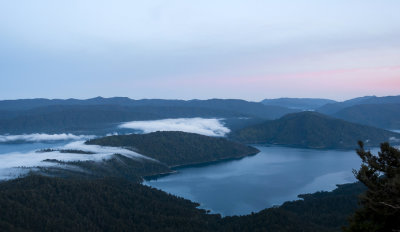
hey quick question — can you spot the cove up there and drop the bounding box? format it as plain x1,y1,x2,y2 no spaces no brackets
145,145,366,216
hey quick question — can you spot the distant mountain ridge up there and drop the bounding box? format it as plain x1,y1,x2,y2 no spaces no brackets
1,95,399,135
261,98,336,110
317,95,400,115
332,103,400,130
0,97,294,115
231,111,400,149
0,98,298,134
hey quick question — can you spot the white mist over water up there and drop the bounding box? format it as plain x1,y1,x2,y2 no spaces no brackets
0,133,95,142
0,117,231,180
0,140,150,180
119,118,230,136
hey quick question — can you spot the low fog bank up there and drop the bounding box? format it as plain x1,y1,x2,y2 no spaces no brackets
0,141,151,180
0,133,95,143
0,118,233,180
119,118,230,136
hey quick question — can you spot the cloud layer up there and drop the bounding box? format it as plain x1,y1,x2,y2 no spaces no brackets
0,133,95,142
0,140,151,180
119,118,230,136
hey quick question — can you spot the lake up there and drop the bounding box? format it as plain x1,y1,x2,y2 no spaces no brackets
145,145,366,216
0,141,370,216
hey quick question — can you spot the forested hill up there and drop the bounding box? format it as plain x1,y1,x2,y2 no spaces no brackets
231,111,400,149
86,131,259,167
0,175,365,232
0,175,220,232
332,103,400,130
317,95,400,115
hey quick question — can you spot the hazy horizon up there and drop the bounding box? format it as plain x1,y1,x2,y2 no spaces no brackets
0,94,399,102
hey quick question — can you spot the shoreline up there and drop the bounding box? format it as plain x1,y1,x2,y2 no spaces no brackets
143,151,260,181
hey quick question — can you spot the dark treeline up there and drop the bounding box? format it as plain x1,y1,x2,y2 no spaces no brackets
39,154,171,183
221,182,366,232
0,175,221,232
37,149,95,154
0,175,365,232
86,131,259,167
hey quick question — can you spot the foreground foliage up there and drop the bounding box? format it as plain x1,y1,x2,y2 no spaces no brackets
345,142,400,232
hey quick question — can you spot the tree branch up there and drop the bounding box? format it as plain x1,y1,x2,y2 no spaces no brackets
379,202,400,209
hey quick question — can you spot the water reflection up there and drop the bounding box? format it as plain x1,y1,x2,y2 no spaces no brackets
146,145,365,216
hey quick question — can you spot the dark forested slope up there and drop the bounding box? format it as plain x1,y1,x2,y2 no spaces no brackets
332,103,400,130
317,95,400,115
221,182,366,232
231,111,400,149
38,154,171,183
86,131,259,167
0,175,221,232
0,175,365,232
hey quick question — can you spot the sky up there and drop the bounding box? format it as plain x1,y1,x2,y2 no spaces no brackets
0,0,399,101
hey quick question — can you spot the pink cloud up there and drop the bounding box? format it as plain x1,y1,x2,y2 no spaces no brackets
116,64,400,101
163,65,400,100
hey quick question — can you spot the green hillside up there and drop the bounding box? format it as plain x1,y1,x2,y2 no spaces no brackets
317,95,400,115
39,154,171,182
86,131,259,167
231,111,400,149
333,103,400,130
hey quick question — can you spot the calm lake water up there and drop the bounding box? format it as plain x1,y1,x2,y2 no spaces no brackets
0,141,371,216
145,145,367,216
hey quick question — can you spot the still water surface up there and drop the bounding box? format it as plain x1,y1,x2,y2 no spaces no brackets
0,142,369,216
146,145,366,216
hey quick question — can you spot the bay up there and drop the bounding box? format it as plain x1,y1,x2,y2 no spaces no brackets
145,145,366,216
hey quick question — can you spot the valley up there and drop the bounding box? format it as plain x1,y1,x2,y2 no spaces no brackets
0,95,399,231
